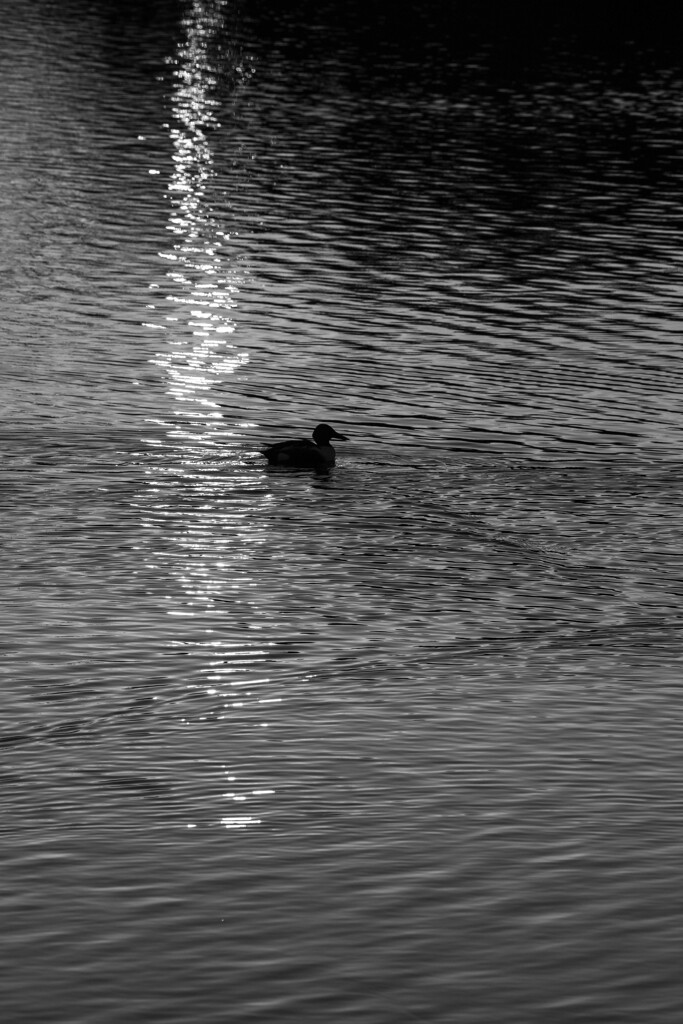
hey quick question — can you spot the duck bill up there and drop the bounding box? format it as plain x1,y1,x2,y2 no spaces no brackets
331,431,348,441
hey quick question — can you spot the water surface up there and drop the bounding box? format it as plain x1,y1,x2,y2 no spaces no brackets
2,2,683,1021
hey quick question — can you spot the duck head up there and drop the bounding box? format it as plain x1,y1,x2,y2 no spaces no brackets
312,423,348,445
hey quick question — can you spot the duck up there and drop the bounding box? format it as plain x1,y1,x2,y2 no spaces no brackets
260,423,348,471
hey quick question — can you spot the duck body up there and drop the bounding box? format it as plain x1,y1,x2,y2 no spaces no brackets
261,423,348,471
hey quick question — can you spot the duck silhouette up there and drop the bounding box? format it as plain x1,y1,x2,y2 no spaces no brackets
260,423,348,471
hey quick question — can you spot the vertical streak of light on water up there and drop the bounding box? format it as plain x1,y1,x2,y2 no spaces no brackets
147,0,249,435
135,0,276,829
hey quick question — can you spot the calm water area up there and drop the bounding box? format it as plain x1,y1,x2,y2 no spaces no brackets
2,1,683,1020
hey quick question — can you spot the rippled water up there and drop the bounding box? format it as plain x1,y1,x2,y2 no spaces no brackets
3,2,683,1021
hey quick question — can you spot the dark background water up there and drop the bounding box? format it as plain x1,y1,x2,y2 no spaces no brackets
2,2,683,1021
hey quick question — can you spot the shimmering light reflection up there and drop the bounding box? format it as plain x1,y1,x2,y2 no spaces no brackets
134,467,280,833
218,767,276,829
135,3,276,829
147,0,249,433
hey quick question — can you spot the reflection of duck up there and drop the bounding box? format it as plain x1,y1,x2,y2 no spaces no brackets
261,423,348,471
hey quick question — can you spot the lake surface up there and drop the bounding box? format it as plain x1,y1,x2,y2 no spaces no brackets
2,2,683,1021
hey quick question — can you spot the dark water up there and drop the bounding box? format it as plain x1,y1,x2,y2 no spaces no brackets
2,2,683,1021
